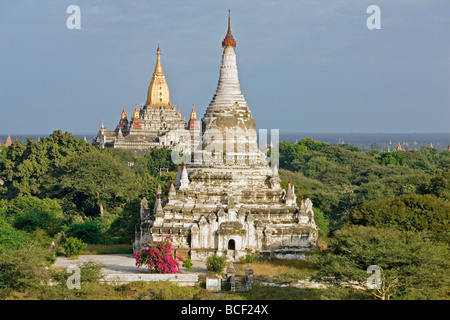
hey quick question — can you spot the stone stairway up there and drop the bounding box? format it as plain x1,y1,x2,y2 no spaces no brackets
234,276,248,292
226,262,254,292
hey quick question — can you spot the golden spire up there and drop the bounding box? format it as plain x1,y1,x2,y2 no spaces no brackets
190,104,197,120
146,42,171,107
154,41,163,74
133,104,139,119
121,105,127,120
222,10,236,48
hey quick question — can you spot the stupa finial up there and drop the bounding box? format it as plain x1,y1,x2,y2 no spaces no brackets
222,10,236,48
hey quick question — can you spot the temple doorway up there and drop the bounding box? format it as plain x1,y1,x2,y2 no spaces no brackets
228,239,236,250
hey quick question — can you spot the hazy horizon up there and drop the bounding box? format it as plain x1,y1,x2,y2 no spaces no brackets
2,131,449,152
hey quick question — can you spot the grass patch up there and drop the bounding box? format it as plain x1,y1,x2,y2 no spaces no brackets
82,244,133,255
17,278,204,300
239,259,317,280
226,283,373,300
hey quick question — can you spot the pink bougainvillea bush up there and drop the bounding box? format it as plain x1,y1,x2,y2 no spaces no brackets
135,236,183,274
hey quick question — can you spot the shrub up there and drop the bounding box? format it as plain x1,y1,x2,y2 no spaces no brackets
79,260,104,283
244,253,259,263
63,237,87,257
135,236,183,274
182,256,193,271
206,254,227,274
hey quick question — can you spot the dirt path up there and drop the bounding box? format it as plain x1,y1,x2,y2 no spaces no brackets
53,254,208,275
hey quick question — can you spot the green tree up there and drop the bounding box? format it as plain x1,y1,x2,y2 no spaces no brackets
0,217,29,254
403,150,429,167
302,155,334,179
319,145,377,180
353,165,418,185
277,141,309,171
48,152,140,216
350,194,450,244
378,152,407,166
13,209,62,236
297,138,327,151
352,173,431,207
107,199,141,244
7,195,63,218
66,220,103,244
145,147,178,176
317,165,352,186
420,146,440,164
0,131,94,199
437,157,450,172
312,207,330,239
426,172,450,201
279,169,340,218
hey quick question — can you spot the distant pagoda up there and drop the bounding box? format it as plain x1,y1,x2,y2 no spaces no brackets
93,43,198,154
1,134,12,148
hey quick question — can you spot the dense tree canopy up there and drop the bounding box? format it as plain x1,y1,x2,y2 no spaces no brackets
0,131,94,198
0,131,174,247
350,194,450,244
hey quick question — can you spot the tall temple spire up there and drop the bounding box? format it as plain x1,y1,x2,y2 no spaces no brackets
205,11,246,113
146,43,171,107
196,11,262,168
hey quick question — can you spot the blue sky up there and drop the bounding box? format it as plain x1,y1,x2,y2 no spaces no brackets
0,0,449,135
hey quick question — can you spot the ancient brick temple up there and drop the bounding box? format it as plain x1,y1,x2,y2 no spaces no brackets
134,13,318,261
93,44,198,155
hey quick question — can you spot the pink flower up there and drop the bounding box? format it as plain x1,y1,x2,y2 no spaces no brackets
135,235,182,274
